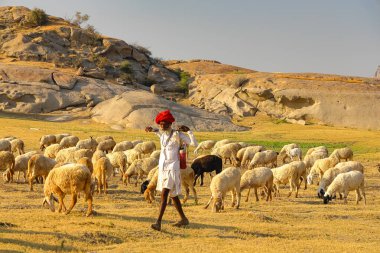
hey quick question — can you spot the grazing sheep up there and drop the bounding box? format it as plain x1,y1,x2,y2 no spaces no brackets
28,154,57,191
191,155,223,186
150,150,161,160
287,147,302,161
112,141,134,152
306,146,328,156
303,151,329,173
77,157,93,174
124,149,140,167
330,147,353,162
93,157,113,194
44,144,62,159
131,140,143,147
323,171,365,205
204,167,241,212
317,161,364,198
106,151,127,178
95,135,114,144
238,142,251,148
123,157,158,186
4,151,37,183
271,162,302,198
212,139,234,150
43,164,93,216
55,147,79,163
60,136,80,149
240,167,273,202
180,167,198,204
143,168,159,203
236,147,248,162
0,151,15,181
92,150,106,166
211,143,241,165
292,161,307,190
240,146,266,167
249,150,278,169
73,149,93,163
279,143,300,164
55,133,71,143
10,139,25,155
307,156,339,185
97,139,116,154
133,141,156,157
39,135,56,151
76,137,98,152
194,140,216,155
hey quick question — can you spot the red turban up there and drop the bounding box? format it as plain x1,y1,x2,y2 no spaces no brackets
155,110,175,124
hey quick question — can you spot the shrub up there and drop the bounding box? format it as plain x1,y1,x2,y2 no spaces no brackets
132,43,152,56
96,56,109,69
69,11,90,27
119,61,132,74
176,70,191,94
26,8,48,26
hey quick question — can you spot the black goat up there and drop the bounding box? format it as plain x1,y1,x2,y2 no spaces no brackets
191,155,222,186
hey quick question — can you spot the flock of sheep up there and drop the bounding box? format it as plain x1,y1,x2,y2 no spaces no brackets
0,134,366,217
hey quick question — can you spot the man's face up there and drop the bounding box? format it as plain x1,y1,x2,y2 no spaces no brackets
159,121,172,131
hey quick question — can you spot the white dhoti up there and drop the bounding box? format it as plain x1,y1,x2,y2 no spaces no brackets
157,160,181,197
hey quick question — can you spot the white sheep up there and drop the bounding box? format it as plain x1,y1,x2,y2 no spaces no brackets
306,146,328,156
150,150,161,160
93,157,113,194
211,143,241,165
240,167,273,202
323,170,365,205
39,135,56,151
60,136,80,149
303,151,328,173
76,137,98,152
92,150,106,166
97,139,116,154
106,151,127,179
307,156,339,185
271,162,302,198
279,143,299,164
124,149,140,167
204,166,241,212
96,135,114,144
112,141,133,152
43,163,93,216
193,140,216,155
55,133,71,143
240,145,266,167
212,139,234,150
133,141,156,157
55,147,79,163
236,147,248,162
287,147,302,161
10,139,25,155
28,154,57,191
3,151,38,183
44,144,63,159
249,150,278,169
123,157,158,185
317,161,364,198
0,151,15,181
131,140,143,147
143,168,159,203
330,147,353,162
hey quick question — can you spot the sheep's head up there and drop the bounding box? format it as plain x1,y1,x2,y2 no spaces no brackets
323,194,332,204
213,195,223,213
42,193,57,212
317,188,325,198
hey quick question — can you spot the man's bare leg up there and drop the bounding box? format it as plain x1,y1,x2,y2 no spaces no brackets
151,188,170,231
172,196,189,227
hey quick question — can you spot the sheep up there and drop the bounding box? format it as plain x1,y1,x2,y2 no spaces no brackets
93,157,113,194
60,136,80,149
287,147,302,161
123,157,158,186
306,146,328,156
0,151,15,181
3,151,37,183
97,139,116,154
96,135,114,144
238,142,252,148
28,154,57,191
39,135,56,151
43,163,93,216
124,149,140,166
55,147,79,163
55,133,71,143
143,168,159,203
191,155,223,186
77,157,93,174
44,144,63,159
239,145,266,167
76,137,98,152
133,141,156,157
303,151,328,173
211,143,241,165
180,167,199,204
317,161,364,198
249,150,278,169
204,167,241,212
240,167,273,202
323,171,365,205
330,147,353,162
307,156,339,185
279,143,300,164
92,150,106,166
271,162,303,198
212,139,234,150
73,149,93,163
292,161,307,190
106,151,127,178
194,140,216,155
150,150,161,160
2,136,17,141
112,141,134,152
10,139,25,155
236,147,248,162
131,140,143,147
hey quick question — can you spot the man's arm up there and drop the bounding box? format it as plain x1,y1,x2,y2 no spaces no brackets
145,126,161,137
178,128,198,147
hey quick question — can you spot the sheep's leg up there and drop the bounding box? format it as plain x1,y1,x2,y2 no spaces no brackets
200,173,204,186
85,192,93,217
204,196,213,209
29,175,35,191
190,185,198,205
193,174,200,186
57,192,65,213
16,172,20,183
343,190,348,204
97,178,101,194
245,188,251,202
65,194,78,215
267,185,272,201
355,189,360,204
236,189,241,209
182,186,189,204
361,186,366,205
231,189,236,207
254,187,259,202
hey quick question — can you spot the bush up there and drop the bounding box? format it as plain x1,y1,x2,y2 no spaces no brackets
119,61,132,74
132,43,152,56
176,70,191,94
71,11,89,27
26,8,48,26
96,56,109,69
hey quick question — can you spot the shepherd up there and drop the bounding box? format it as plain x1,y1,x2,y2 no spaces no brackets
145,110,198,231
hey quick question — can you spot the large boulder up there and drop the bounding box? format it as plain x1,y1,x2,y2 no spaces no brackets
91,90,247,131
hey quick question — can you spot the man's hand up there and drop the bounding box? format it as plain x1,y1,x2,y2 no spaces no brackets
177,125,190,132
145,126,156,132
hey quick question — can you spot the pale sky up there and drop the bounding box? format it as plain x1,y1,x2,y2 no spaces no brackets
3,0,380,77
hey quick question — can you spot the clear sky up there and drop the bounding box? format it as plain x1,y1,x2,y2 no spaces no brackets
3,0,380,77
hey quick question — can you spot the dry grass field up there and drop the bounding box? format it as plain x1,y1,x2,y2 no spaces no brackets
0,112,379,252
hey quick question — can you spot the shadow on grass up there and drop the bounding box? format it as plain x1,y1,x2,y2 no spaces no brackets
0,237,77,252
